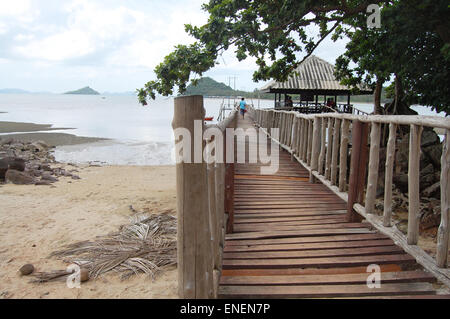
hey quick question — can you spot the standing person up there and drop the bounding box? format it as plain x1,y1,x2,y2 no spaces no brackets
239,97,247,119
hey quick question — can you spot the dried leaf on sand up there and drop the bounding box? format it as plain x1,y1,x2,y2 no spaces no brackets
33,212,177,283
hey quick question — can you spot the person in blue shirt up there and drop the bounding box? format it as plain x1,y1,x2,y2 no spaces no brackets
239,97,247,118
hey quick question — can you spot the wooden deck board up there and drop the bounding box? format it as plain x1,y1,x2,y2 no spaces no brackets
219,283,436,298
220,271,436,286
218,116,445,299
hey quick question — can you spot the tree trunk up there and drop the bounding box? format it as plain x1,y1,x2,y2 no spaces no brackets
393,74,403,114
374,78,383,115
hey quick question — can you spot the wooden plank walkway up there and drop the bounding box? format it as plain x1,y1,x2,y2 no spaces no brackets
218,115,450,299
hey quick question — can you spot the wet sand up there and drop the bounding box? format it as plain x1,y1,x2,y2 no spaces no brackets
0,121,107,146
0,121,73,133
0,132,107,147
0,165,178,299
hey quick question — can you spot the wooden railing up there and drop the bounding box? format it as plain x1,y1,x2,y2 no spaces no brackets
172,95,237,298
249,106,450,285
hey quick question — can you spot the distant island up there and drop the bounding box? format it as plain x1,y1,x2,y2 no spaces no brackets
183,77,242,96
182,77,390,103
64,86,100,95
182,77,270,99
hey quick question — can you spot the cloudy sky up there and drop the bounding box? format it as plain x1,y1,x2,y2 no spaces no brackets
0,0,349,93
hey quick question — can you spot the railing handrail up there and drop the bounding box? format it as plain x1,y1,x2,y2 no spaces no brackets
263,109,450,129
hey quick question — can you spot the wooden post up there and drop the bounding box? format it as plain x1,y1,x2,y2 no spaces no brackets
407,124,423,245
225,113,237,234
310,117,321,182
173,95,211,299
307,120,313,165
318,117,327,175
299,119,305,161
206,158,219,298
288,114,294,148
296,117,301,157
365,122,381,214
291,117,298,155
304,118,309,161
280,113,285,144
325,118,333,180
347,120,369,222
330,118,341,185
407,125,422,245
437,129,450,267
215,154,225,253
383,123,397,227
339,119,350,192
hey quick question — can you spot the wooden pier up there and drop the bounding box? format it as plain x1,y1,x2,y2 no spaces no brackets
218,116,445,298
173,95,450,299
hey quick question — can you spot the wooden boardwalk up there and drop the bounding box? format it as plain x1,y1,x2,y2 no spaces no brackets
218,116,449,299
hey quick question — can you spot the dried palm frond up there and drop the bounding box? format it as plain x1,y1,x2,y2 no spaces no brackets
31,270,72,283
33,212,177,283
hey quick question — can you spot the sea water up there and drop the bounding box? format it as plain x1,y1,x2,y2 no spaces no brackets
0,94,445,165
0,94,273,165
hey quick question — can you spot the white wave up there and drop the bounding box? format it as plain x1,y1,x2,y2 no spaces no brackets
54,140,175,166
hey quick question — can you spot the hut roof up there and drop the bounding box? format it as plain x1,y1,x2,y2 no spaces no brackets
260,55,373,95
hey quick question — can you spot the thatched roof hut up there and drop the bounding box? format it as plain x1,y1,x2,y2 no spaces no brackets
260,55,373,113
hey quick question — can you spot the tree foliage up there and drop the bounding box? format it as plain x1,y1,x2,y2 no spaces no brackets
138,0,450,115
334,0,450,114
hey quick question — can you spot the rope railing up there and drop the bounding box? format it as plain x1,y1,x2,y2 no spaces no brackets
249,106,450,286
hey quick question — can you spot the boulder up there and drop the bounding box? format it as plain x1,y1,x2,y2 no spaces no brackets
422,182,440,198
41,172,58,182
40,164,52,171
3,157,25,171
422,144,442,168
393,174,409,193
418,172,440,191
0,157,26,180
5,169,35,185
421,130,440,148
420,164,435,176
29,140,49,152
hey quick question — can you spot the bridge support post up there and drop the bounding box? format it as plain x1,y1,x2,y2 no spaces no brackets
347,120,369,223
225,112,237,234
173,95,213,299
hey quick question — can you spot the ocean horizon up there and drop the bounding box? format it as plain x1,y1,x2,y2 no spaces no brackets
0,93,445,166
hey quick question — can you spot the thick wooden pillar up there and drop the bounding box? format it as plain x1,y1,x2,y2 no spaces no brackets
347,120,369,222
173,95,212,299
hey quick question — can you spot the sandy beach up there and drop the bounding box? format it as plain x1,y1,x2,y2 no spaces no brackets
0,164,178,299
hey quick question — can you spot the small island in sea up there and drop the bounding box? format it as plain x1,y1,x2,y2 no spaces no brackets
64,86,100,95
